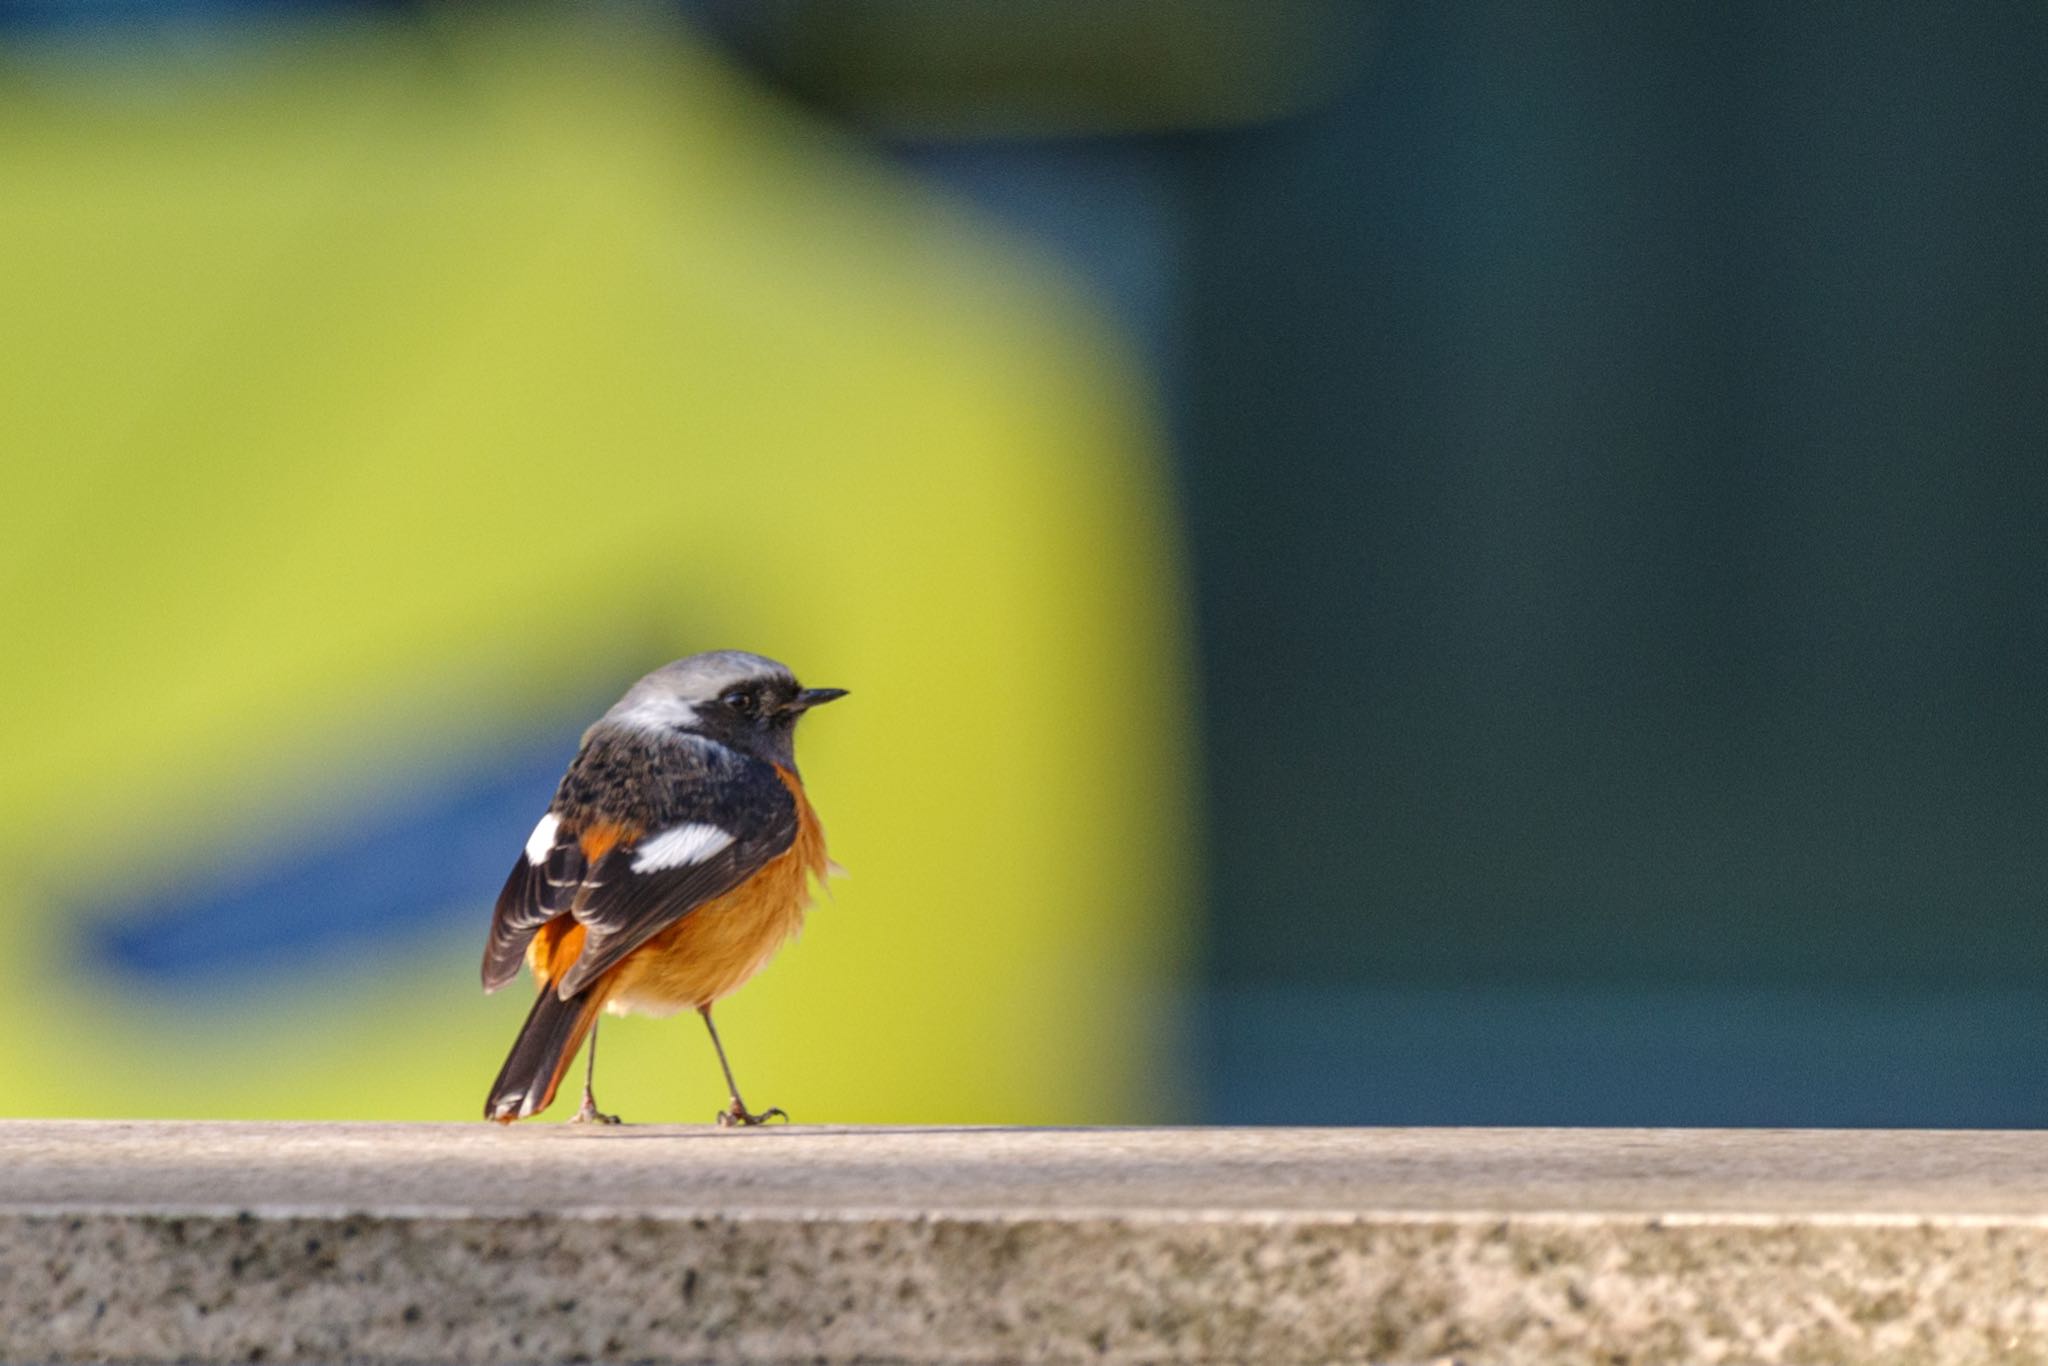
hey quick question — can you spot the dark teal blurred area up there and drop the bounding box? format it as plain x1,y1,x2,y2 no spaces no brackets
19,0,2048,1125
1169,3,2048,1124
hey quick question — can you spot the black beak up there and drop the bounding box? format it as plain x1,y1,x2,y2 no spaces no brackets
792,687,849,712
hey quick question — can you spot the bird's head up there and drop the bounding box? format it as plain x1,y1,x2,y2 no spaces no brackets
599,650,846,769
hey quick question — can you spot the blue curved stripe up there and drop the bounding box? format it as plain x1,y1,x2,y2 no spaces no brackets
77,729,580,989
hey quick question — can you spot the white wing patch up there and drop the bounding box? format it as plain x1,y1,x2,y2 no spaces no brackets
631,822,736,873
524,812,562,865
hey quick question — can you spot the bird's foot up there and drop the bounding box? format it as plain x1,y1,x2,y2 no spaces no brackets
570,1092,622,1125
715,1101,788,1128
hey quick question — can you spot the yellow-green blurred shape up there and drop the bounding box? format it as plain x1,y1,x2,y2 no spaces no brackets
0,12,1192,1122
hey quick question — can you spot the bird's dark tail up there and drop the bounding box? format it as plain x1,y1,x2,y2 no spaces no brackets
486,985,603,1123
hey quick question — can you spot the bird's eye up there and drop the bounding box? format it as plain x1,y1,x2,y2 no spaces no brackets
721,689,755,715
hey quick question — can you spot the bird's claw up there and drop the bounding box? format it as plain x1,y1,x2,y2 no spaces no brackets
716,1102,788,1128
571,1096,622,1125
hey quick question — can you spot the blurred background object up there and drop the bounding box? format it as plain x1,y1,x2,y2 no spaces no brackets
0,3,1193,1123
5,0,2048,1127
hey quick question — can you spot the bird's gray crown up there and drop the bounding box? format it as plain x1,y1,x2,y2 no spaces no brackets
591,649,839,772
618,650,795,707
595,650,797,739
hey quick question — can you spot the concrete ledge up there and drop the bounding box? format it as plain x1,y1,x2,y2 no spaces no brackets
8,1123,2048,1363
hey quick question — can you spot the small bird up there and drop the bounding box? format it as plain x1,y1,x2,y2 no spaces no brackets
481,651,845,1125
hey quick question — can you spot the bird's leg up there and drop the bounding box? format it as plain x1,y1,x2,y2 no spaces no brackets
699,1005,787,1127
570,1018,622,1125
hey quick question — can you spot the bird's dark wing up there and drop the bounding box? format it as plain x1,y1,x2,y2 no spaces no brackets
552,738,798,997
481,811,596,991
481,728,799,997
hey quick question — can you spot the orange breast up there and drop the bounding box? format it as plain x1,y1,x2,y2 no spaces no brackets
599,767,829,1017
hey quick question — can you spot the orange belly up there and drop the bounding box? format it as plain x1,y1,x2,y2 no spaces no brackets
528,767,829,1018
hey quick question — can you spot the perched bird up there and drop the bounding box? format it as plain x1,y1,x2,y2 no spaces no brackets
481,651,845,1125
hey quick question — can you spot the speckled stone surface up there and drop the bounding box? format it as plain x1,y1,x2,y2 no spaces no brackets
8,1123,2048,1363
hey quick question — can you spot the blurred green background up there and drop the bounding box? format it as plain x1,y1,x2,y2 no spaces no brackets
4,1,2047,1126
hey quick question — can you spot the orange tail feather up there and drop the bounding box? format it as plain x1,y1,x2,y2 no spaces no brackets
485,983,603,1123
